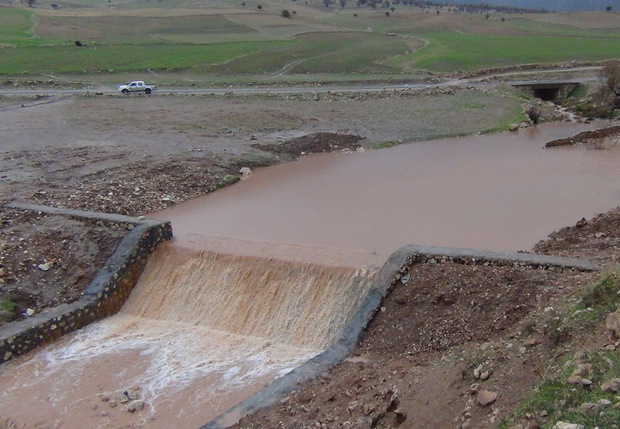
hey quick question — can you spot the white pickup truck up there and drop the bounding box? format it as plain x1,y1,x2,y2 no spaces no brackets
118,81,157,94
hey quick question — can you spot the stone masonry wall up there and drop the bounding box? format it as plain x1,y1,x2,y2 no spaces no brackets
0,204,172,364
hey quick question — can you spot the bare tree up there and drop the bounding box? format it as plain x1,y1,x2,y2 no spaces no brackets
602,60,620,96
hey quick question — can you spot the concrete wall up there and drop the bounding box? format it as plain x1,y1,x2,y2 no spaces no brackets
0,203,172,365
202,245,596,429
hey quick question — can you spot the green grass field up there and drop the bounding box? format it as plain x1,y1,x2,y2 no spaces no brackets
401,30,620,72
0,1,619,81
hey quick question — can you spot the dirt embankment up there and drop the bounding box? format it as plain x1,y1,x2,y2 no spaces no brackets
544,125,620,148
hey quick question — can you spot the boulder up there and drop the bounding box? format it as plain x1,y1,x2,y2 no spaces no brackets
601,378,620,393
606,309,620,338
552,423,585,429
477,390,498,406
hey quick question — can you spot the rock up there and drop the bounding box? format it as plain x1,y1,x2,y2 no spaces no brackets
239,167,252,175
575,218,587,228
578,402,600,414
580,378,593,388
473,364,483,379
552,423,585,429
477,390,498,407
601,378,620,393
25,308,35,317
606,309,620,338
127,400,146,413
509,123,520,131
524,337,542,347
37,262,53,271
480,370,492,381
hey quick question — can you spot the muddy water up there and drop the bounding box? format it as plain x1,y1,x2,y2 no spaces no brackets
158,122,620,257
0,243,375,428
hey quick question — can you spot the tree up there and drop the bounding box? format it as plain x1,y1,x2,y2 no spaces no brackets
340,0,346,7
324,0,331,6
281,9,291,17
385,11,390,16
606,6,612,12
257,4,262,9
27,0,35,7
602,60,620,96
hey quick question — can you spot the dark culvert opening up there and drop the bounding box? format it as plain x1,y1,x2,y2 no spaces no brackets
533,87,560,101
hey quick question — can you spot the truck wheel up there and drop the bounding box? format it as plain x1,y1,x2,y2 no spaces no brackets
122,89,129,95
145,88,151,94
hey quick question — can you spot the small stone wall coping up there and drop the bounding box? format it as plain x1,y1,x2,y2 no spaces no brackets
0,203,172,365
202,245,597,428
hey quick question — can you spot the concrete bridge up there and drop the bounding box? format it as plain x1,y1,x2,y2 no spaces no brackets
510,79,581,101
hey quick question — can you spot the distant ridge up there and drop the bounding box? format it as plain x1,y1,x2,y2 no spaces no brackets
441,0,620,12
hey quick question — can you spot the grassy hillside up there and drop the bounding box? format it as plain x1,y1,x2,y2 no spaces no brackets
0,1,619,82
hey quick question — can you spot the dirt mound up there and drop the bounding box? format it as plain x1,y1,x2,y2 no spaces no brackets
534,206,620,267
544,125,620,148
252,132,364,158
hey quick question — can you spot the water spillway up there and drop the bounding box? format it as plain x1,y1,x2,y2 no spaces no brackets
124,242,375,350
0,240,376,428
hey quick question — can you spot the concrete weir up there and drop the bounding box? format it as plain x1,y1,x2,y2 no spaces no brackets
0,204,598,428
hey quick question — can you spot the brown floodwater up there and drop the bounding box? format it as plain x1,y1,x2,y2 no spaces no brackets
157,121,620,257
1,122,619,429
